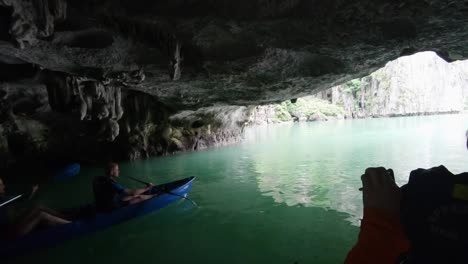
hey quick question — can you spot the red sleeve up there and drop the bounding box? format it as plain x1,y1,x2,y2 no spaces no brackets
344,207,410,264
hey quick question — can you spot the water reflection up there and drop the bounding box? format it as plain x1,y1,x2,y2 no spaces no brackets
245,114,468,225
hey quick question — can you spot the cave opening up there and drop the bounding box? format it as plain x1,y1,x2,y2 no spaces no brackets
253,51,468,124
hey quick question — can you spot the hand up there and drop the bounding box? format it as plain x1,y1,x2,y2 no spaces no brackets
361,167,401,217
29,185,39,199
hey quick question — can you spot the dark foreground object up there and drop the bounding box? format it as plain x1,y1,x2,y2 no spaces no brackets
0,176,195,258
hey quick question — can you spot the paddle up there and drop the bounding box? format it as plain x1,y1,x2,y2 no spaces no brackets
0,184,39,208
123,176,198,207
54,163,81,181
0,194,23,208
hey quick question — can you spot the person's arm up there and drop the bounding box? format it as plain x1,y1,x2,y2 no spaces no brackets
123,185,153,196
27,185,39,200
344,167,410,264
112,180,154,197
345,207,409,264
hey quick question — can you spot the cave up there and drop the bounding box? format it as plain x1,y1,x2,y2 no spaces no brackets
1,0,468,262
0,0,466,171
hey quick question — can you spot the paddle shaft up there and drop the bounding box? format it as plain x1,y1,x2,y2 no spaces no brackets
125,176,149,186
123,176,197,206
0,194,23,208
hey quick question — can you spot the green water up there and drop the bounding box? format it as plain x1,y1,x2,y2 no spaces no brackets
9,114,468,264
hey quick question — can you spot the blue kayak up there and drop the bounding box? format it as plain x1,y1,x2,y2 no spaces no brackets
0,176,195,257
53,163,81,181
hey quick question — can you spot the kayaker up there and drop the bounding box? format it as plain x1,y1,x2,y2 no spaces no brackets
0,177,71,239
345,133,468,264
93,162,158,212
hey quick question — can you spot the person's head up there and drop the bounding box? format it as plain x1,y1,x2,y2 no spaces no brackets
0,177,4,195
106,163,119,178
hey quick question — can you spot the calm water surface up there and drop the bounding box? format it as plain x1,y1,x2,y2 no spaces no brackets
10,114,468,264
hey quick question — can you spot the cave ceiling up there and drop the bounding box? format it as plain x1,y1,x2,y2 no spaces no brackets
1,0,468,110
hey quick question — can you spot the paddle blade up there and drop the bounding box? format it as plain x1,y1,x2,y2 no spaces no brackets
54,163,80,181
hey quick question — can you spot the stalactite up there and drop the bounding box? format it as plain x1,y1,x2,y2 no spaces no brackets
42,71,71,113
102,16,183,81
0,0,67,48
107,119,119,141
34,0,54,38
171,42,183,81
70,77,123,125
114,87,123,120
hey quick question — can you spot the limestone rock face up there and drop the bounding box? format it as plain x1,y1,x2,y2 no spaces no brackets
326,52,468,118
247,105,279,125
308,112,328,122
0,75,250,171
169,106,250,151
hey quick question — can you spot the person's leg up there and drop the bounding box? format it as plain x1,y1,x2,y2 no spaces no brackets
16,205,42,225
39,211,71,226
12,209,71,238
17,204,66,223
34,204,68,219
12,209,43,237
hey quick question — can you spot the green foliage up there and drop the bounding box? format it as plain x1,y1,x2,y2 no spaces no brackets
275,105,292,121
282,98,307,114
275,97,345,121
344,79,361,98
304,98,345,117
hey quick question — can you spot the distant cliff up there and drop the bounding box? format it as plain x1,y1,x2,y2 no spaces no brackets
250,52,468,124
316,51,468,118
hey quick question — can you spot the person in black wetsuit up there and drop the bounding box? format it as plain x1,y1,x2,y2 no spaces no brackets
93,162,159,212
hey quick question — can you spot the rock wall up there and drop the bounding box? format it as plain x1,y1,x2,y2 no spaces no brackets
170,106,250,151
318,52,468,118
0,71,249,175
246,105,280,125
452,59,468,101
248,97,345,124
